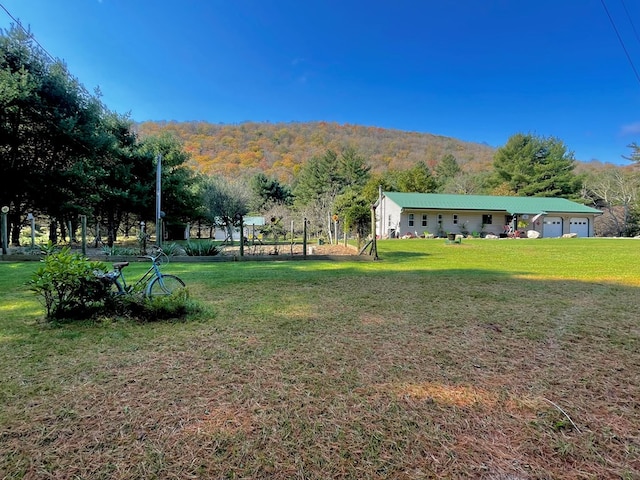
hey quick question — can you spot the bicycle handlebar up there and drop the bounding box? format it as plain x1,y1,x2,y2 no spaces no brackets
138,247,168,264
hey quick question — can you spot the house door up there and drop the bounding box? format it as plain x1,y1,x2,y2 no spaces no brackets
542,217,563,237
570,218,589,237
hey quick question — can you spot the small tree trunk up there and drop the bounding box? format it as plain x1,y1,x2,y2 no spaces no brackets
49,220,58,244
60,221,67,243
10,218,21,246
226,223,234,245
107,216,115,248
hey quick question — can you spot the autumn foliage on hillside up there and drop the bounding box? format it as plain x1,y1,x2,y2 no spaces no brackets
135,121,495,181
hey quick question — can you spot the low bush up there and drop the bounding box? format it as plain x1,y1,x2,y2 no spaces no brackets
161,242,184,257
27,245,109,320
182,241,220,256
106,288,201,322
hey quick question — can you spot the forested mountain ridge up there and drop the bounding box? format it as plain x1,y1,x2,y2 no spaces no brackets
135,121,496,181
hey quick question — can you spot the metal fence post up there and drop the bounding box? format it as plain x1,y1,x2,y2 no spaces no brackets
303,217,307,259
1,206,8,255
81,215,87,255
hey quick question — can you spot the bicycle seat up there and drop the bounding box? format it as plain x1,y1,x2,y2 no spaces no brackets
113,262,130,270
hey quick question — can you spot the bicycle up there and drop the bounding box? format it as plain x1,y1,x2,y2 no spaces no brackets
99,247,185,297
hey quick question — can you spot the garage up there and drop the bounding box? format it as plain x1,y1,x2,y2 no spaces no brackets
542,217,563,237
570,217,589,237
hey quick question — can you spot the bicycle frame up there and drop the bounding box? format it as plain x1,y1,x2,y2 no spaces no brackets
110,253,164,295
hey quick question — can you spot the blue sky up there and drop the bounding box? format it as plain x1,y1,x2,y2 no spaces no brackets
2,0,640,165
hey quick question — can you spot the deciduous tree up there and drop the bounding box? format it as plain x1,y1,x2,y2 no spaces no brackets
582,168,640,236
202,176,251,242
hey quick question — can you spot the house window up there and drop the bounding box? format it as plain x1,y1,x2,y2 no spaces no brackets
421,214,427,227
408,213,414,227
482,214,493,225
453,214,458,225
437,214,443,223
388,215,392,227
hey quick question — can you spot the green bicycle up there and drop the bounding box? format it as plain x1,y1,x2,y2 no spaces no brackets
100,248,185,297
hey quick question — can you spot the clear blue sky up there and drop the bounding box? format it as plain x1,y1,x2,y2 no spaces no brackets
3,0,640,165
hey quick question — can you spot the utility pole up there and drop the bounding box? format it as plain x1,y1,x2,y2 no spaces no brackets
156,154,162,247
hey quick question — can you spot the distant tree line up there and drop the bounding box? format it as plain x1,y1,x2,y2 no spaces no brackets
3,25,640,246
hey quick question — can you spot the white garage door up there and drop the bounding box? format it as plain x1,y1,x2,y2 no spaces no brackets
570,218,589,237
543,217,563,237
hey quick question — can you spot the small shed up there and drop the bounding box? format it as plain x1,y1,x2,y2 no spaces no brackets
213,216,266,241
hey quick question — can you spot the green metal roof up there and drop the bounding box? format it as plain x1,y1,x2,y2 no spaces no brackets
383,192,602,215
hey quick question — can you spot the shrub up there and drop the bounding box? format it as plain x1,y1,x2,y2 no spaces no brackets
161,242,184,257
28,245,109,320
182,241,220,256
105,288,200,322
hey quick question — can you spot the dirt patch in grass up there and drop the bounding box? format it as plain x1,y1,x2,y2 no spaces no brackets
229,242,358,257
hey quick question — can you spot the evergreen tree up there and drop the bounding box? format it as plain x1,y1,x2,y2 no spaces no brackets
334,187,371,247
435,154,461,183
361,173,397,203
250,173,292,211
623,142,640,167
293,147,372,207
394,161,438,193
339,146,371,189
0,26,203,245
138,132,202,224
293,149,342,207
0,26,104,243
492,133,580,198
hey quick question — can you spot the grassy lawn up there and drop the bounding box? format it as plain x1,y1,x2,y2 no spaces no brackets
0,238,639,479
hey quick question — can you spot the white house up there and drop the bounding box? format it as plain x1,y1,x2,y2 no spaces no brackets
376,192,602,238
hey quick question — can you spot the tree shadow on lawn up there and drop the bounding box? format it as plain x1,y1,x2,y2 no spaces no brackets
0,264,639,479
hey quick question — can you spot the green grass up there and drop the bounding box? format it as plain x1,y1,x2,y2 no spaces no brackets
0,238,639,478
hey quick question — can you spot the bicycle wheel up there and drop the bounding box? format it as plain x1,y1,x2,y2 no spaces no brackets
146,274,185,297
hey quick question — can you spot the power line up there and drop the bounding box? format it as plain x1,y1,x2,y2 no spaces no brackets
620,0,640,49
0,1,57,63
0,2,111,154
600,0,640,86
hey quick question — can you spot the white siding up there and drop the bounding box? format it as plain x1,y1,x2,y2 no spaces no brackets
379,196,402,238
